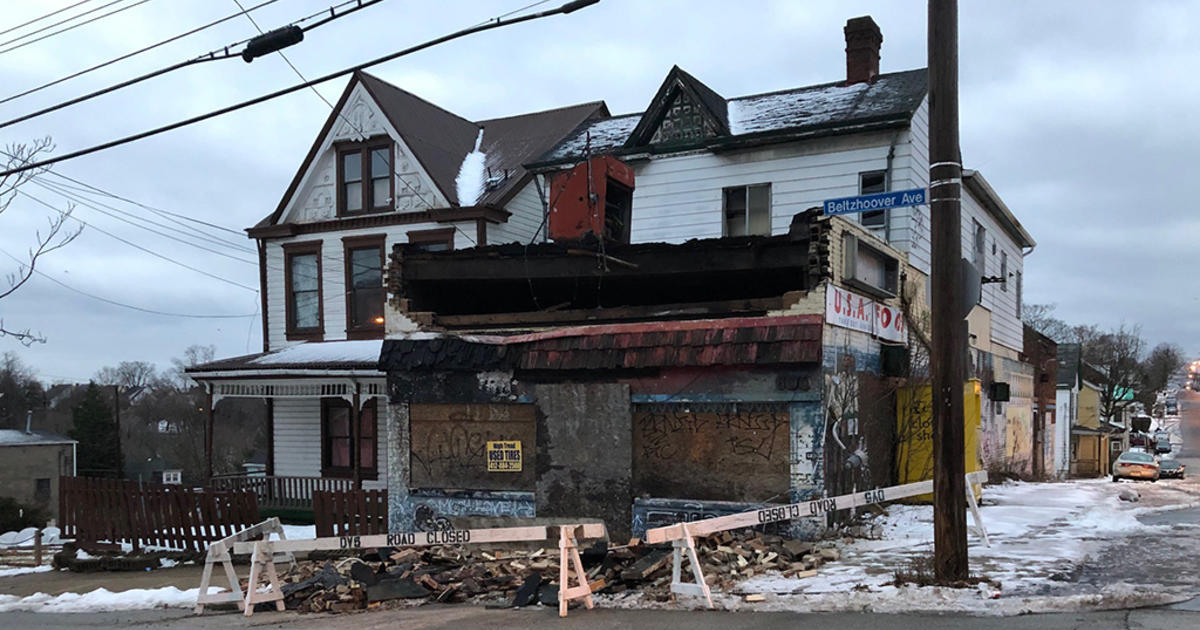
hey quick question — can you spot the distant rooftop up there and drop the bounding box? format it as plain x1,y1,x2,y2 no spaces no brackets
0,429,76,447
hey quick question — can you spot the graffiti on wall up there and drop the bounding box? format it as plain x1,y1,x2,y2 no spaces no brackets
409,403,536,491
631,404,790,502
823,351,872,504
789,402,823,497
392,490,536,532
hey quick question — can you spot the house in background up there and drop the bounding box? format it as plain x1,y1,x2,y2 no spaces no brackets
1022,325,1058,479
0,426,76,523
188,69,608,509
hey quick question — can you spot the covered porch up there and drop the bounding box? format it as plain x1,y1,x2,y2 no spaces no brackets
188,341,389,516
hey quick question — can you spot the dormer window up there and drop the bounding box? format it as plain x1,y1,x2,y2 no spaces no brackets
338,139,393,215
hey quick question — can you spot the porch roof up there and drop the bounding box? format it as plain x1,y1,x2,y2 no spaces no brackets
187,340,384,376
379,314,823,373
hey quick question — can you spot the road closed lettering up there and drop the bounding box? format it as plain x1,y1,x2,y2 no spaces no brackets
426,529,471,545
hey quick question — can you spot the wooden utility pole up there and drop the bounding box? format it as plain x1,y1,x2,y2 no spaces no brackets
928,0,969,581
112,385,122,479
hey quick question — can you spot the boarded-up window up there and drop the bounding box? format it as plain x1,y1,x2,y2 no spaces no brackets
632,403,789,502
410,404,536,491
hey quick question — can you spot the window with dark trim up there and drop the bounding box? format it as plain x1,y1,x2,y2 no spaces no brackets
843,232,899,298
321,398,377,479
343,235,385,339
34,478,50,502
407,227,455,252
337,139,393,216
859,170,887,228
283,241,323,341
723,183,771,237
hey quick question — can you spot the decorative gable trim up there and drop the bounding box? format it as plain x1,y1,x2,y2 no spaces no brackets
253,72,449,236
624,65,729,149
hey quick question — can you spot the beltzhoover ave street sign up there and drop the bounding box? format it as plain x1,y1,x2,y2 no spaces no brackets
823,187,927,216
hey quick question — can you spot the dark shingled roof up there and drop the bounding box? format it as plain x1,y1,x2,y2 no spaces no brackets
1057,343,1081,388
379,315,823,373
535,68,928,166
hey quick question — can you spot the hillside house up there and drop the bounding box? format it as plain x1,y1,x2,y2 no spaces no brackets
0,427,76,522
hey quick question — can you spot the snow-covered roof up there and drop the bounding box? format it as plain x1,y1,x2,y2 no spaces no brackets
188,340,385,373
0,429,75,447
536,68,927,166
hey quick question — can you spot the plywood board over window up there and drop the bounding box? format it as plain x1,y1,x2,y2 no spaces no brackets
632,403,789,502
410,403,536,491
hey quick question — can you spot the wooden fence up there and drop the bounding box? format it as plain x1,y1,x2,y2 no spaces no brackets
313,489,388,537
59,476,259,553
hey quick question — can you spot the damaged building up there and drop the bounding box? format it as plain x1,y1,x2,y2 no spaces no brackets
189,15,1038,539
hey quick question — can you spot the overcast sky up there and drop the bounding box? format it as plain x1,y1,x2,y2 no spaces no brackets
0,0,1196,382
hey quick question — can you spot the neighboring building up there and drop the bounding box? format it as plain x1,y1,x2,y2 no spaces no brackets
0,428,77,522
1059,346,1113,478
191,15,1038,536
1022,325,1057,480
188,67,609,499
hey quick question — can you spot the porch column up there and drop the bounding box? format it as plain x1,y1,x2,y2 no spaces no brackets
351,383,362,490
205,386,215,483
265,398,275,476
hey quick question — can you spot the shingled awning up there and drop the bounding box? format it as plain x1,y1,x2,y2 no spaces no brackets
379,315,823,373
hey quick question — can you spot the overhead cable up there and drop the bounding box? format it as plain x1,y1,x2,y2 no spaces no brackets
0,0,95,38
0,0,603,177
0,0,154,57
0,246,257,318
0,0,386,131
0,0,282,107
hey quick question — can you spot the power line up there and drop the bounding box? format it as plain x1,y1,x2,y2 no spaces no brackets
0,0,95,38
1,0,283,107
0,246,257,319
0,0,386,131
0,0,155,57
0,0,602,178
15,188,258,291
29,176,258,264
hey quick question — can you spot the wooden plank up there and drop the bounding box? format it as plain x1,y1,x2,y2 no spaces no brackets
434,296,788,329
646,471,987,543
231,525,549,555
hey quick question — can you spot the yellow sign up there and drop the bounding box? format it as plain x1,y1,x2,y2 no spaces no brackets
896,380,983,502
486,440,522,472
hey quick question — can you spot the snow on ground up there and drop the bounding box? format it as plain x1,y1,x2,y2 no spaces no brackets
646,478,1198,615
0,527,62,546
0,586,209,613
0,565,52,578
278,524,315,540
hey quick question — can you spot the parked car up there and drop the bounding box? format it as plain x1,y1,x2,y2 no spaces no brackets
1159,458,1186,479
1112,450,1160,482
1155,432,1173,453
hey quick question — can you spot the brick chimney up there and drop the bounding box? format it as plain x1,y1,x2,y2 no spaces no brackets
844,16,882,85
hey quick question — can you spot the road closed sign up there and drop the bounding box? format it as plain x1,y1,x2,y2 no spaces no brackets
486,440,522,472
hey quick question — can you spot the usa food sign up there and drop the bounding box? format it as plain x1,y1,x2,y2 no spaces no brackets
826,285,906,343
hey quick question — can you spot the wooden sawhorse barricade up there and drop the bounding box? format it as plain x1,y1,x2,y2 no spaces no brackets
195,521,607,618
644,470,991,608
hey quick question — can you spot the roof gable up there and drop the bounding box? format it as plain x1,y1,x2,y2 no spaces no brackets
625,66,729,148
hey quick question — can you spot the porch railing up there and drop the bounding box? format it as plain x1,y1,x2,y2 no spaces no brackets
209,474,355,510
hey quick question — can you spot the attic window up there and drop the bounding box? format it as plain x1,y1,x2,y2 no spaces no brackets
650,88,711,145
338,139,393,216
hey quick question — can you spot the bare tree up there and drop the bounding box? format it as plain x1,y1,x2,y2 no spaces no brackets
1092,323,1146,424
1138,342,1185,406
1022,303,1072,342
0,139,82,344
93,361,159,389
169,344,215,388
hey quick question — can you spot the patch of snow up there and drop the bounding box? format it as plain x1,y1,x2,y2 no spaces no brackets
74,549,94,560
250,339,383,366
0,527,61,547
158,558,178,569
278,524,315,540
0,565,53,578
540,115,639,163
455,129,486,206
0,586,212,613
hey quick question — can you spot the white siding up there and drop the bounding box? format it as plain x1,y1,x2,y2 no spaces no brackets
886,96,931,273
961,189,1024,352
628,132,898,244
490,178,548,245
267,221,453,350
272,397,389,489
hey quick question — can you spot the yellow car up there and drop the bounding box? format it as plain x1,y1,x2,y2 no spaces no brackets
1112,450,1160,482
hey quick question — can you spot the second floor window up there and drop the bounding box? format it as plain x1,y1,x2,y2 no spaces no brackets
344,236,385,337
859,170,887,228
284,241,323,339
339,141,392,215
723,183,771,237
